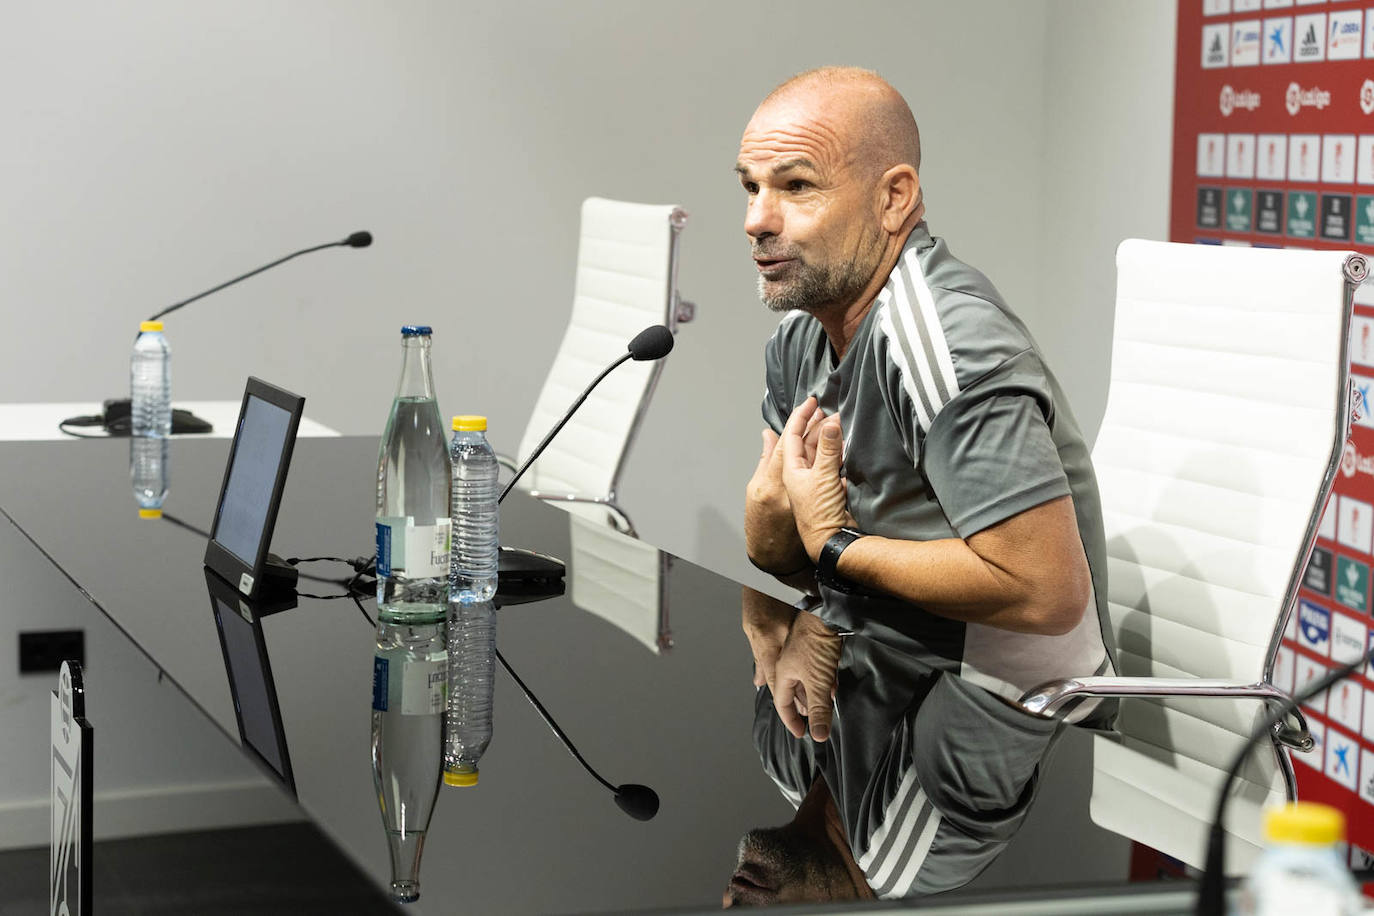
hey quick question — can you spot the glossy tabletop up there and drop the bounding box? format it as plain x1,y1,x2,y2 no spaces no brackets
0,434,1146,913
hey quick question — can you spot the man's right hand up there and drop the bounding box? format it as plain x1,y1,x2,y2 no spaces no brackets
741,587,797,693
744,409,828,576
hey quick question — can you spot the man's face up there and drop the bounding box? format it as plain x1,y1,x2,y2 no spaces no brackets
736,98,886,314
722,824,863,907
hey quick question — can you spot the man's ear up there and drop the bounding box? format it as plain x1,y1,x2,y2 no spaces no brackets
878,165,920,234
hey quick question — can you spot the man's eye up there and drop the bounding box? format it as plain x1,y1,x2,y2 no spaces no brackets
743,182,759,194
788,180,809,192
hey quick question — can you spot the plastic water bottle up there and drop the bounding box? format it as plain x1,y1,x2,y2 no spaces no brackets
443,415,499,786
370,619,446,903
376,326,451,624
130,321,171,518
1239,802,1362,915
449,416,499,601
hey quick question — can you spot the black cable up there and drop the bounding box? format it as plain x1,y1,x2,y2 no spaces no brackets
162,511,212,539
495,647,617,795
58,419,110,439
1196,644,1374,915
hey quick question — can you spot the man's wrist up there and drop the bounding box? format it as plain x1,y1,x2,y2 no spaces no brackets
817,527,865,592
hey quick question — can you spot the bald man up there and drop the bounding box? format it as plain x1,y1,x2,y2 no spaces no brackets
736,68,1115,898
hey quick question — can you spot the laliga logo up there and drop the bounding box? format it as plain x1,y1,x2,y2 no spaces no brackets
1287,82,1332,116
1362,79,1374,116
1219,85,1260,117
1344,441,1358,477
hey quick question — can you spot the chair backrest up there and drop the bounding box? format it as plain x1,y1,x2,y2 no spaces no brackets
516,197,686,511
1090,239,1360,871
568,514,672,654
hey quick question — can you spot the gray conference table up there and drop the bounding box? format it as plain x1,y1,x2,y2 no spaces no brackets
0,434,1219,914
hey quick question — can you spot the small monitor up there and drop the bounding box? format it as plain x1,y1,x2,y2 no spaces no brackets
205,566,296,795
203,378,305,598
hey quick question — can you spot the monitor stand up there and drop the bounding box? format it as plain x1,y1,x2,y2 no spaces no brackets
260,552,300,595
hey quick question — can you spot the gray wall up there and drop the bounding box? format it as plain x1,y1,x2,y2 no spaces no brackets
0,0,1177,892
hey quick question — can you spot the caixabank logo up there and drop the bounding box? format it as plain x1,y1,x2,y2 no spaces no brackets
1220,85,1261,117
1287,82,1332,116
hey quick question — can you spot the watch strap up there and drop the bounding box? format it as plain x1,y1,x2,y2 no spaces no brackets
817,527,864,591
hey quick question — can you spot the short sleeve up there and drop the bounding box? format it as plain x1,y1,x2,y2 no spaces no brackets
921,350,1070,537
753,686,816,807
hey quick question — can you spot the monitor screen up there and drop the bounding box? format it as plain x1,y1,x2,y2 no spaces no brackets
214,396,293,566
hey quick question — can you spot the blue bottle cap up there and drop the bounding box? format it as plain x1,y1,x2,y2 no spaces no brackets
400,325,433,337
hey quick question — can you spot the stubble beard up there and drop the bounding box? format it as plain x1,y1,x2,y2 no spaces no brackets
756,239,885,315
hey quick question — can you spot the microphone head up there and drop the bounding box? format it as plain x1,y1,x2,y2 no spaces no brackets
627,325,674,361
344,231,373,248
613,784,660,821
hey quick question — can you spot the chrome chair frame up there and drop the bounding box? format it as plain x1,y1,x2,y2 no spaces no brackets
1018,252,1368,807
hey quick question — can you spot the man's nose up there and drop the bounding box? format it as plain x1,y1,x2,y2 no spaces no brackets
745,190,780,240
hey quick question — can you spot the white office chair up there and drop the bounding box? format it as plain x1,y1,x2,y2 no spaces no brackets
1019,240,1367,873
508,197,692,653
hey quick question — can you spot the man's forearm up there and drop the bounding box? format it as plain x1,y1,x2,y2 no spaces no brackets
830,498,1092,636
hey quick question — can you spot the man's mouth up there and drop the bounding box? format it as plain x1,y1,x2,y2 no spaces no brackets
727,867,778,904
754,257,795,276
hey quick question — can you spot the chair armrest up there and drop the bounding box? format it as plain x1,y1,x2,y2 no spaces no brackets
495,453,519,474
527,491,637,538
1018,676,1313,751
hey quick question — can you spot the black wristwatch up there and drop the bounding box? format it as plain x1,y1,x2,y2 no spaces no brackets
817,527,865,592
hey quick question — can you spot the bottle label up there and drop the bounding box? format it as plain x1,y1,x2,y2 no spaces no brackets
375,518,451,578
372,655,446,715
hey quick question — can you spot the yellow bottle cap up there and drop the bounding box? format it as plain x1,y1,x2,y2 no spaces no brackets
444,768,479,787
138,508,163,519
1263,802,1345,846
452,415,488,432
139,321,164,333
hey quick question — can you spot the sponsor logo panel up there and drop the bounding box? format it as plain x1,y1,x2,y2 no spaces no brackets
1205,0,1232,13
1288,192,1317,236
1325,727,1361,792
1257,134,1288,179
1296,13,1329,61
1366,10,1374,56
1321,193,1354,240
1359,136,1374,185
1299,598,1333,654
1198,187,1224,228
1227,188,1255,231
1329,679,1363,733
1323,134,1357,183
1351,315,1374,368
1352,376,1374,430
1235,0,1262,10
1321,496,1339,542
1297,654,1329,712
1234,20,1264,64
1361,748,1374,807
1265,16,1296,62
1263,0,1294,6
1337,556,1369,612
1204,23,1232,68
1364,687,1374,740
1275,646,1297,693
1333,612,1367,662
1299,719,1326,770
1199,133,1226,177
1228,134,1257,176
1329,9,1364,59
1256,188,1285,232
1338,493,1374,550
1357,195,1374,245
1289,134,1322,180
1306,546,1334,594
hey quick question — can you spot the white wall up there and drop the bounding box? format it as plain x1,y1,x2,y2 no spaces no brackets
0,0,1180,883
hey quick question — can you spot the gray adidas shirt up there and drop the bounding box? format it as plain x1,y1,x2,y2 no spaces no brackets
754,635,1062,898
762,222,1116,713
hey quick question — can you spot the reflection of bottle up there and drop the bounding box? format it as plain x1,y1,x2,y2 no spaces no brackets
131,321,171,517
376,327,451,624
371,620,446,903
1240,803,1360,914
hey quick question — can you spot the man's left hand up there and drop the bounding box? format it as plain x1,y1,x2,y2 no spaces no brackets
779,397,855,562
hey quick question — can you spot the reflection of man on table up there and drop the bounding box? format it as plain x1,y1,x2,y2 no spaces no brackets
730,67,1115,904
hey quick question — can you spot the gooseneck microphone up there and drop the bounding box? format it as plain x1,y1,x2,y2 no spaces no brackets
1195,644,1374,915
495,648,659,820
499,324,675,503
148,230,373,322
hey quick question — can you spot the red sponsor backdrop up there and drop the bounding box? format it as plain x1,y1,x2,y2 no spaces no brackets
1172,0,1374,867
